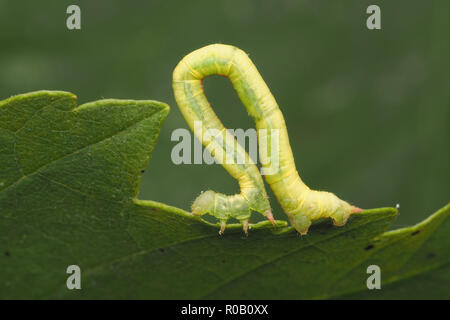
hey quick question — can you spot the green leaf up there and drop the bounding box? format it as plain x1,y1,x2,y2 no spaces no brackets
338,204,450,299
0,91,448,299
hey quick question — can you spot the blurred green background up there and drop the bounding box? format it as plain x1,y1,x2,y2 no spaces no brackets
1,0,448,227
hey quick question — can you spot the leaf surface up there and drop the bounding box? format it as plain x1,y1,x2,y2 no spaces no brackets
0,91,448,299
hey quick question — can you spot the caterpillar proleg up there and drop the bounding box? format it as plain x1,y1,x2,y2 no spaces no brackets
172,44,362,235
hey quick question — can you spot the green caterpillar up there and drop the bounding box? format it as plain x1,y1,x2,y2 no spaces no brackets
172,44,362,235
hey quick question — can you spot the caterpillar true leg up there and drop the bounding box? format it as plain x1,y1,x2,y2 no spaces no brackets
172,44,361,235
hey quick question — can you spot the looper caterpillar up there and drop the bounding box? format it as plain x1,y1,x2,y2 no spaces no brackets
172,44,362,235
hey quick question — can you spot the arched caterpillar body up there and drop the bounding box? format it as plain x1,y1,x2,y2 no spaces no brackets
173,44,362,235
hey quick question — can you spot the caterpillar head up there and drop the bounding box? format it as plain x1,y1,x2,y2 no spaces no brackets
191,190,215,216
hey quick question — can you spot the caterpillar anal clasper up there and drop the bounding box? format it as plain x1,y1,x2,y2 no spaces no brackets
172,44,362,235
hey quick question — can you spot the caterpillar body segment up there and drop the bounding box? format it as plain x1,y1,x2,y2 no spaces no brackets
191,190,252,234
173,44,361,235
